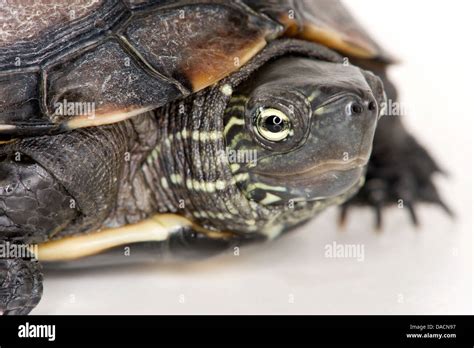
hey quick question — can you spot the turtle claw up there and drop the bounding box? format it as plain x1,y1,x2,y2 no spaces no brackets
338,201,384,231
436,199,454,218
340,134,452,230
405,203,419,227
338,204,349,228
374,203,383,231
419,181,454,218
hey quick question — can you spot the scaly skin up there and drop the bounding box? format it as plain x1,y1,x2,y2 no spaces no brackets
0,258,43,315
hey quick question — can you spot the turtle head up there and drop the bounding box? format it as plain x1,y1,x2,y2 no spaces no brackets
225,57,385,206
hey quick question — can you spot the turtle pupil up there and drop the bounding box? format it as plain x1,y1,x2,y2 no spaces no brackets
351,103,363,114
265,115,283,133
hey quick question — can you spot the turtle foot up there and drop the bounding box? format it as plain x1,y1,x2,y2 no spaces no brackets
0,258,43,315
339,133,452,230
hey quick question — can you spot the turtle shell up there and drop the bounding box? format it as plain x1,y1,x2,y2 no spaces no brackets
0,0,393,140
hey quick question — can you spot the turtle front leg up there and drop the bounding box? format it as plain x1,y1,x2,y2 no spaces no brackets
0,257,43,315
340,65,452,229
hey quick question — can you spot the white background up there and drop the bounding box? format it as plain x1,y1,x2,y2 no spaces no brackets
34,0,473,314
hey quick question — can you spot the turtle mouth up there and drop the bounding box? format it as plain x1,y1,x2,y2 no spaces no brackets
245,157,369,204
256,157,369,180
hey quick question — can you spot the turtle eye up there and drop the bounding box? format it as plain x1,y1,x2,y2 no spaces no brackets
255,108,291,142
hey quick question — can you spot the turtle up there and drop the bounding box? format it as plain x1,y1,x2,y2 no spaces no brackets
0,0,450,315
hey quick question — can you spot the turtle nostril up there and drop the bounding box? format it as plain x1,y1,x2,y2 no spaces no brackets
368,101,376,111
351,103,363,114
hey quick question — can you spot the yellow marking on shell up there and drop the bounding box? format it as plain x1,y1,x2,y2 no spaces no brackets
297,23,378,60
0,138,17,145
224,117,245,135
37,214,235,261
0,124,16,131
66,106,155,130
259,192,282,205
181,129,189,139
37,214,184,261
188,37,268,92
